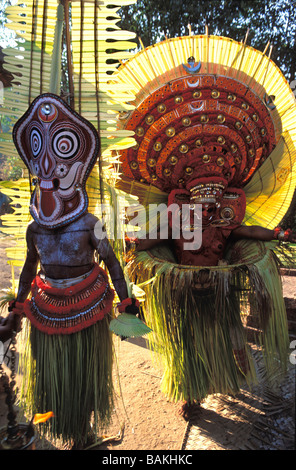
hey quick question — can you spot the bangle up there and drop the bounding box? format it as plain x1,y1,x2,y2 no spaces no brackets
273,227,293,242
273,227,285,241
284,229,292,241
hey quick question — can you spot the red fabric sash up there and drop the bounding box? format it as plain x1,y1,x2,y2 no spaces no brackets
24,264,114,335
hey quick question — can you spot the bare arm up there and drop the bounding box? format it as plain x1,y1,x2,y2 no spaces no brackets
231,225,274,241
16,224,39,303
136,224,173,251
231,225,296,242
91,220,128,301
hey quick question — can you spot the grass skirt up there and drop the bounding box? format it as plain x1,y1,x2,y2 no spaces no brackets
19,316,114,445
126,239,289,403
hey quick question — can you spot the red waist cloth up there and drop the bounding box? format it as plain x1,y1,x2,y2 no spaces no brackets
24,264,114,335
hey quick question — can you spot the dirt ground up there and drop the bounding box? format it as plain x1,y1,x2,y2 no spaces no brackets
0,234,295,452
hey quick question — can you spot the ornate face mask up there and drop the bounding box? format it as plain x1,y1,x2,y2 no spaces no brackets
13,94,100,229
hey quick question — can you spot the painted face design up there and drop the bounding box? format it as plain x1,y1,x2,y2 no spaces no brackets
168,190,218,233
167,186,247,265
201,203,217,226
13,94,100,228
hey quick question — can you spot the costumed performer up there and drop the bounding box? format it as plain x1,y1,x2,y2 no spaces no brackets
9,93,139,447
114,34,296,418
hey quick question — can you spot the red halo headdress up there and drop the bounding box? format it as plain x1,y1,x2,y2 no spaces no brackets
114,35,296,231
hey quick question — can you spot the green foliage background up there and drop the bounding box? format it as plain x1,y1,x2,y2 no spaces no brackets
119,0,296,80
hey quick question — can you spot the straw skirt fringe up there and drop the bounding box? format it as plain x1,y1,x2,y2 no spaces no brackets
19,316,114,445
126,240,290,403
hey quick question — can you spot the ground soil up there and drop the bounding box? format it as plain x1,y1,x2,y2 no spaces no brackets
0,235,295,451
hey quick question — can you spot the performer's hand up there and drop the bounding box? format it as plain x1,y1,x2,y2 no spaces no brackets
288,231,296,243
273,227,296,243
8,301,24,333
117,297,140,316
0,313,16,342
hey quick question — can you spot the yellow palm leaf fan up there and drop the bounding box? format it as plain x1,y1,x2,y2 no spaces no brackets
243,131,296,228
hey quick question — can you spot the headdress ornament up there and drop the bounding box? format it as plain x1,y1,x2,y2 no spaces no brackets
187,177,227,204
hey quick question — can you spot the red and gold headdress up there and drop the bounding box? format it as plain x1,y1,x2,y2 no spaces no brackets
114,35,296,229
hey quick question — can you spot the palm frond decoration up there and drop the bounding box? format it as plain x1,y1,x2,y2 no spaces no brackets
0,0,137,270
1,0,137,156
0,178,32,271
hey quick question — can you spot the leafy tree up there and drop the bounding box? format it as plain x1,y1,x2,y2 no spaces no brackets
119,0,296,80
0,0,18,49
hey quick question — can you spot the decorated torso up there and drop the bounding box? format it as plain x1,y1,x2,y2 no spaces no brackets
27,212,98,280
173,225,230,266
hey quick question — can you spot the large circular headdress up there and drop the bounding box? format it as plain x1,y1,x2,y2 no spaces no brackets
114,35,296,228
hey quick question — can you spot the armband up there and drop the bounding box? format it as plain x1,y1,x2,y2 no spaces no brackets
273,227,285,241
273,227,292,242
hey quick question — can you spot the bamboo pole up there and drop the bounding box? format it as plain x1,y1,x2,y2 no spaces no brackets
49,1,64,95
